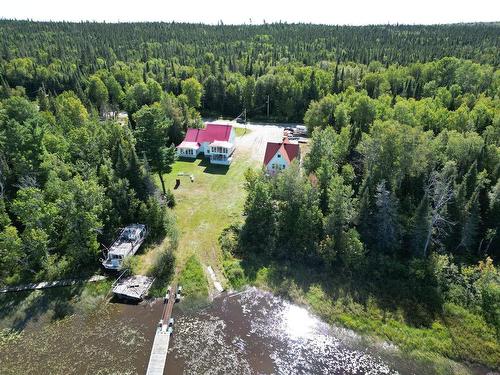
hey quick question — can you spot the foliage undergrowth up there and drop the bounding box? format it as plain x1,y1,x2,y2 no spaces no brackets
235,260,499,371
220,227,500,372
178,255,209,299
147,244,176,297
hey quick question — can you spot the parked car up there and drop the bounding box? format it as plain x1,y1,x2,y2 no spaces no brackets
236,117,245,124
168,318,174,327
294,125,308,135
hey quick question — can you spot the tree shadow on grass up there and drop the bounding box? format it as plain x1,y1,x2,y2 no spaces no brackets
177,156,198,163
199,158,229,175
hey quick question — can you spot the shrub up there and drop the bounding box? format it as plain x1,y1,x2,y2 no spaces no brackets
178,255,208,298
138,197,177,244
148,245,175,297
223,258,246,289
164,188,176,208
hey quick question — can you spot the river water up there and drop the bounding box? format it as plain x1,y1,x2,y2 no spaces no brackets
0,287,488,375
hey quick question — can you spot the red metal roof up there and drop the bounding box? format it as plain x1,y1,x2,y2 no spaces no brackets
183,123,233,144
263,139,300,166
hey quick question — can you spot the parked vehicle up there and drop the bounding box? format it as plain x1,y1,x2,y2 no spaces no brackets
294,125,307,136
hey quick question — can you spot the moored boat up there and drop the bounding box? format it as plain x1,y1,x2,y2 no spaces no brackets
102,224,147,270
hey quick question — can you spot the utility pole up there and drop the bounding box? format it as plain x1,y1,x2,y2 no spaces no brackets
244,108,247,134
266,95,270,119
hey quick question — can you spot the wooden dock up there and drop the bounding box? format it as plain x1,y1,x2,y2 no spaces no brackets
146,284,177,375
0,275,107,293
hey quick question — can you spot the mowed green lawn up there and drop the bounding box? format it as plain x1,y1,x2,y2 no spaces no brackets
152,137,259,284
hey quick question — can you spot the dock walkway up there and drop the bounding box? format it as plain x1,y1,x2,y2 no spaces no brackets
146,284,177,375
0,275,107,293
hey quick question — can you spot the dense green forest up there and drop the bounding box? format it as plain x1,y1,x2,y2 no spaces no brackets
0,21,499,122
0,20,499,367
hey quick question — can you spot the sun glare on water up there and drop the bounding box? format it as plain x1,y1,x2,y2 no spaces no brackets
282,303,319,340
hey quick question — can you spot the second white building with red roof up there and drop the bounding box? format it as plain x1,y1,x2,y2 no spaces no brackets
263,137,300,175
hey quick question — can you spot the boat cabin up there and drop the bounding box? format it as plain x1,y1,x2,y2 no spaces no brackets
102,224,147,270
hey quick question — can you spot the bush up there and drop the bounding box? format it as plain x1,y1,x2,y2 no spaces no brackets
148,245,175,297
42,254,72,281
178,255,208,298
138,197,177,244
223,258,246,289
164,188,176,208
218,224,240,256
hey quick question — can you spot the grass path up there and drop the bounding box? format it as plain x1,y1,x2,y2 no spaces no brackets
165,154,253,270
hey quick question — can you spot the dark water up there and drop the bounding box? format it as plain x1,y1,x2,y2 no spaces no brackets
166,288,416,375
0,287,491,375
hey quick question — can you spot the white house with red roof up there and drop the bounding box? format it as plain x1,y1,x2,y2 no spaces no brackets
176,122,236,165
263,137,300,175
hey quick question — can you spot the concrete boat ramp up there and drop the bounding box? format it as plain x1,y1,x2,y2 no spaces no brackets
207,265,224,293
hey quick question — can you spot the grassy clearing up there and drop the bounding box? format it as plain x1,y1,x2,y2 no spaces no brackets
178,255,210,309
154,143,258,287
134,126,259,294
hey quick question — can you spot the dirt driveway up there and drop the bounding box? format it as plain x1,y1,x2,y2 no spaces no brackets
211,119,287,162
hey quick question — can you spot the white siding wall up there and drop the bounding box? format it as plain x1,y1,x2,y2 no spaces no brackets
177,148,199,158
229,128,236,144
